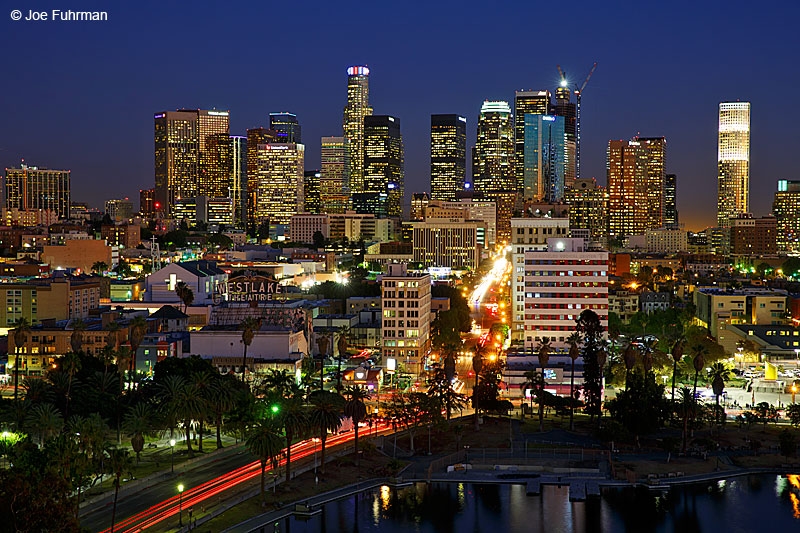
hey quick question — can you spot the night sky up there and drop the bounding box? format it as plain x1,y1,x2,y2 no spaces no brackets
2,0,798,230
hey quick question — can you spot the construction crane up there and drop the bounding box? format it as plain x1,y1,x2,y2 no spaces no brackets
573,63,597,179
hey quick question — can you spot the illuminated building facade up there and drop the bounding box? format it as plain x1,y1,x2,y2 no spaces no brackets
252,143,305,226
360,115,404,218
552,87,576,188
411,216,483,270
514,91,550,194
381,263,431,373
343,66,373,197
269,112,301,144
729,214,776,256
139,188,155,217
154,109,229,213
231,135,247,229
607,138,666,238
4,165,71,219
523,114,566,202
717,102,751,228
664,173,678,226
774,179,800,253
304,170,322,214
105,198,134,222
564,178,607,244
320,136,350,213
430,114,467,201
246,127,280,229
410,192,430,221
473,101,515,242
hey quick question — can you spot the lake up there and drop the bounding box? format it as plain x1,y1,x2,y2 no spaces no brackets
276,474,800,532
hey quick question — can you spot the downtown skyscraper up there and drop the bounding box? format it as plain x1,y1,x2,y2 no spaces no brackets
354,115,404,218
717,101,751,228
430,114,467,201
473,101,515,242
343,66,373,198
320,136,350,214
251,143,305,226
154,109,229,213
523,114,566,203
514,90,550,194
4,164,71,219
269,112,301,144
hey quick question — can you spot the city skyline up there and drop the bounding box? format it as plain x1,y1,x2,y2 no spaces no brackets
2,1,798,230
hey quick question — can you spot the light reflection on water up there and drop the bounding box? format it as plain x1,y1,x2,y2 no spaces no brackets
279,474,800,532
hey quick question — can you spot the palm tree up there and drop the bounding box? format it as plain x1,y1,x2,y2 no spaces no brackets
670,339,685,419
567,332,582,431
24,402,64,445
127,316,149,379
427,370,467,421
61,352,82,419
520,368,542,421
279,397,309,482
708,362,733,429
691,344,709,400
114,347,132,444
676,387,695,453
12,317,31,401
175,281,195,312
535,338,551,432
622,340,638,390
190,371,213,452
240,317,261,384
343,386,369,465
70,318,87,354
209,375,236,449
107,447,134,533
309,391,344,474
246,419,284,507
92,261,109,273
123,403,154,463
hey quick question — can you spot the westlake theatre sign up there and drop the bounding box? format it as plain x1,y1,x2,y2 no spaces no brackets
216,275,282,303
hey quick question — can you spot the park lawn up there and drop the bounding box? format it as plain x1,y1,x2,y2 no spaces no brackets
200,449,399,532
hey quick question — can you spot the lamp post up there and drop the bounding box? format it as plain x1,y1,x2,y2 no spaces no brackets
170,439,176,473
177,484,185,526
793,384,797,404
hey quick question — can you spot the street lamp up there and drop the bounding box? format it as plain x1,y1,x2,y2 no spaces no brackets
170,439,176,473
793,384,797,404
177,484,185,526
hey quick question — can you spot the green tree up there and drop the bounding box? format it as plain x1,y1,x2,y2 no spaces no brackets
312,231,326,249
787,403,800,427
576,310,604,420
123,403,154,463
24,403,64,446
606,371,669,438
343,386,369,465
707,362,733,428
107,447,134,533
670,339,685,419
60,352,82,419
92,261,109,273
127,315,149,378
676,387,695,453
69,318,87,354
690,343,709,400
278,397,309,482
308,391,344,474
427,369,467,421
209,375,237,448
246,419,284,506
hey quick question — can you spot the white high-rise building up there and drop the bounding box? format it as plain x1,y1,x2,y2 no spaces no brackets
381,263,431,374
717,102,751,228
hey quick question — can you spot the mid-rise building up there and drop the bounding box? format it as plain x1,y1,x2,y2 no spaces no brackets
411,215,483,270
251,143,305,226
523,114,566,202
510,217,570,341
717,102,751,229
564,178,607,245
428,198,496,247
289,213,329,244
320,136,350,214
381,263,431,373
514,90,550,194
644,226,688,253
105,198,134,222
269,112,301,144
410,193,430,221
359,115,404,218
139,188,156,218
4,165,71,219
154,109,230,213
101,224,141,249
430,114,467,201
304,170,322,214
173,196,234,226
730,214,777,256
694,287,786,342
473,101,515,242
343,66,373,197
522,238,608,351
41,239,117,273
774,180,800,254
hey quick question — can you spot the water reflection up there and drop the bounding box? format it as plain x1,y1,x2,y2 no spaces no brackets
280,475,800,532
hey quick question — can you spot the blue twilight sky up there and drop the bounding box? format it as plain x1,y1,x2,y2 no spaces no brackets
1,0,798,230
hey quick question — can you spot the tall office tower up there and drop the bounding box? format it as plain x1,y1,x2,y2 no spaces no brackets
252,143,305,226
320,136,350,214
139,188,155,218
552,87,577,187
269,112,302,144
154,109,229,213
231,135,247,228
717,102,751,228
4,164,71,218
410,192,430,221
246,127,280,229
664,173,678,226
430,114,467,201
356,115,404,218
343,66,373,197
774,179,800,253
473,101,515,243
523,114,566,202
304,170,322,214
637,137,667,227
564,178,608,244
514,91,551,193
204,132,234,199
607,138,666,239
